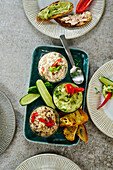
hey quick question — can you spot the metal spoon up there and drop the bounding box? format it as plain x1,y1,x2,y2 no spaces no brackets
60,34,84,84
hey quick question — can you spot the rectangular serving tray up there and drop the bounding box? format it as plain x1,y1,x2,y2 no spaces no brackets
24,45,89,146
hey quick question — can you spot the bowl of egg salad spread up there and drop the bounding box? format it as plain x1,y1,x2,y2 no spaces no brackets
53,82,83,113
38,52,68,83
29,106,59,137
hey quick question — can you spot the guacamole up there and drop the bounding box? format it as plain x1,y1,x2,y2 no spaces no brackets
38,1,72,20
103,85,113,98
53,83,83,113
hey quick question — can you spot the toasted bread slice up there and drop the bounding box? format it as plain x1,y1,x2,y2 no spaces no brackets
37,1,74,21
74,109,88,125
60,109,88,127
77,124,88,143
55,11,92,27
60,113,76,127
63,125,78,141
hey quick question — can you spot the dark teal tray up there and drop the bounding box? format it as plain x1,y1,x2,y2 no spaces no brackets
24,46,89,146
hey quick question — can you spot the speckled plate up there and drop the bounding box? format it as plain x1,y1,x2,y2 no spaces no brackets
22,0,105,39
87,60,113,138
15,153,81,170
0,90,16,154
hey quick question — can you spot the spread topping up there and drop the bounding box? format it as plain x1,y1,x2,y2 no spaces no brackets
60,11,91,26
30,106,59,137
53,83,83,113
38,52,68,82
38,1,72,20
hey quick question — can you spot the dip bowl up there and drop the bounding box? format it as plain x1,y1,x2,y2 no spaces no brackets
53,82,83,114
29,106,59,138
38,52,68,83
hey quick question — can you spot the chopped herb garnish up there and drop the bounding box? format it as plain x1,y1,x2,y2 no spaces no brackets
74,58,80,63
54,90,61,98
76,68,81,73
67,127,70,131
95,87,100,94
57,66,62,71
74,58,80,66
54,90,58,96
65,94,71,98
49,66,62,73
62,98,69,102
70,72,77,77
56,131,62,135
57,94,62,98
70,69,81,77
45,82,54,91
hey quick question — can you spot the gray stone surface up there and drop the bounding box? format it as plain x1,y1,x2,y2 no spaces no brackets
0,0,113,170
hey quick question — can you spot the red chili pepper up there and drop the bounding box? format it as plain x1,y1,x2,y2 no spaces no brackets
74,87,85,93
65,84,75,96
49,123,53,127
76,0,93,13
45,122,49,126
49,119,55,125
97,92,112,110
42,67,45,72
45,122,52,127
52,58,62,67
65,84,84,95
32,112,38,117
31,112,39,123
31,115,35,123
45,119,55,127
39,118,45,123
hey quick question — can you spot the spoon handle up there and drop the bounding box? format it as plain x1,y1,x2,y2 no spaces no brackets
60,34,75,67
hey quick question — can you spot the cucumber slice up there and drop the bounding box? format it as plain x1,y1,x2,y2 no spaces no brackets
28,83,53,94
99,77,113,86
20,93,40,106
36,79,55,109
27,86,38,93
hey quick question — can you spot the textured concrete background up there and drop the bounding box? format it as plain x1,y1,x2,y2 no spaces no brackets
0,0,113,170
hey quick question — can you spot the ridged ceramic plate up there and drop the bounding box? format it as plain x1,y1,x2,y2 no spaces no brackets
0,90,16,154
22,0,105,39
16,153,81,170
87,60,113,138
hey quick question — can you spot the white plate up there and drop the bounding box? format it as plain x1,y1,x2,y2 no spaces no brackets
16,153,81,170
0,90,16,154
87,60,113,138
22,0,105,39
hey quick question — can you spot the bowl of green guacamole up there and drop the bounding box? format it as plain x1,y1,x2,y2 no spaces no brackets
53,82,83,113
